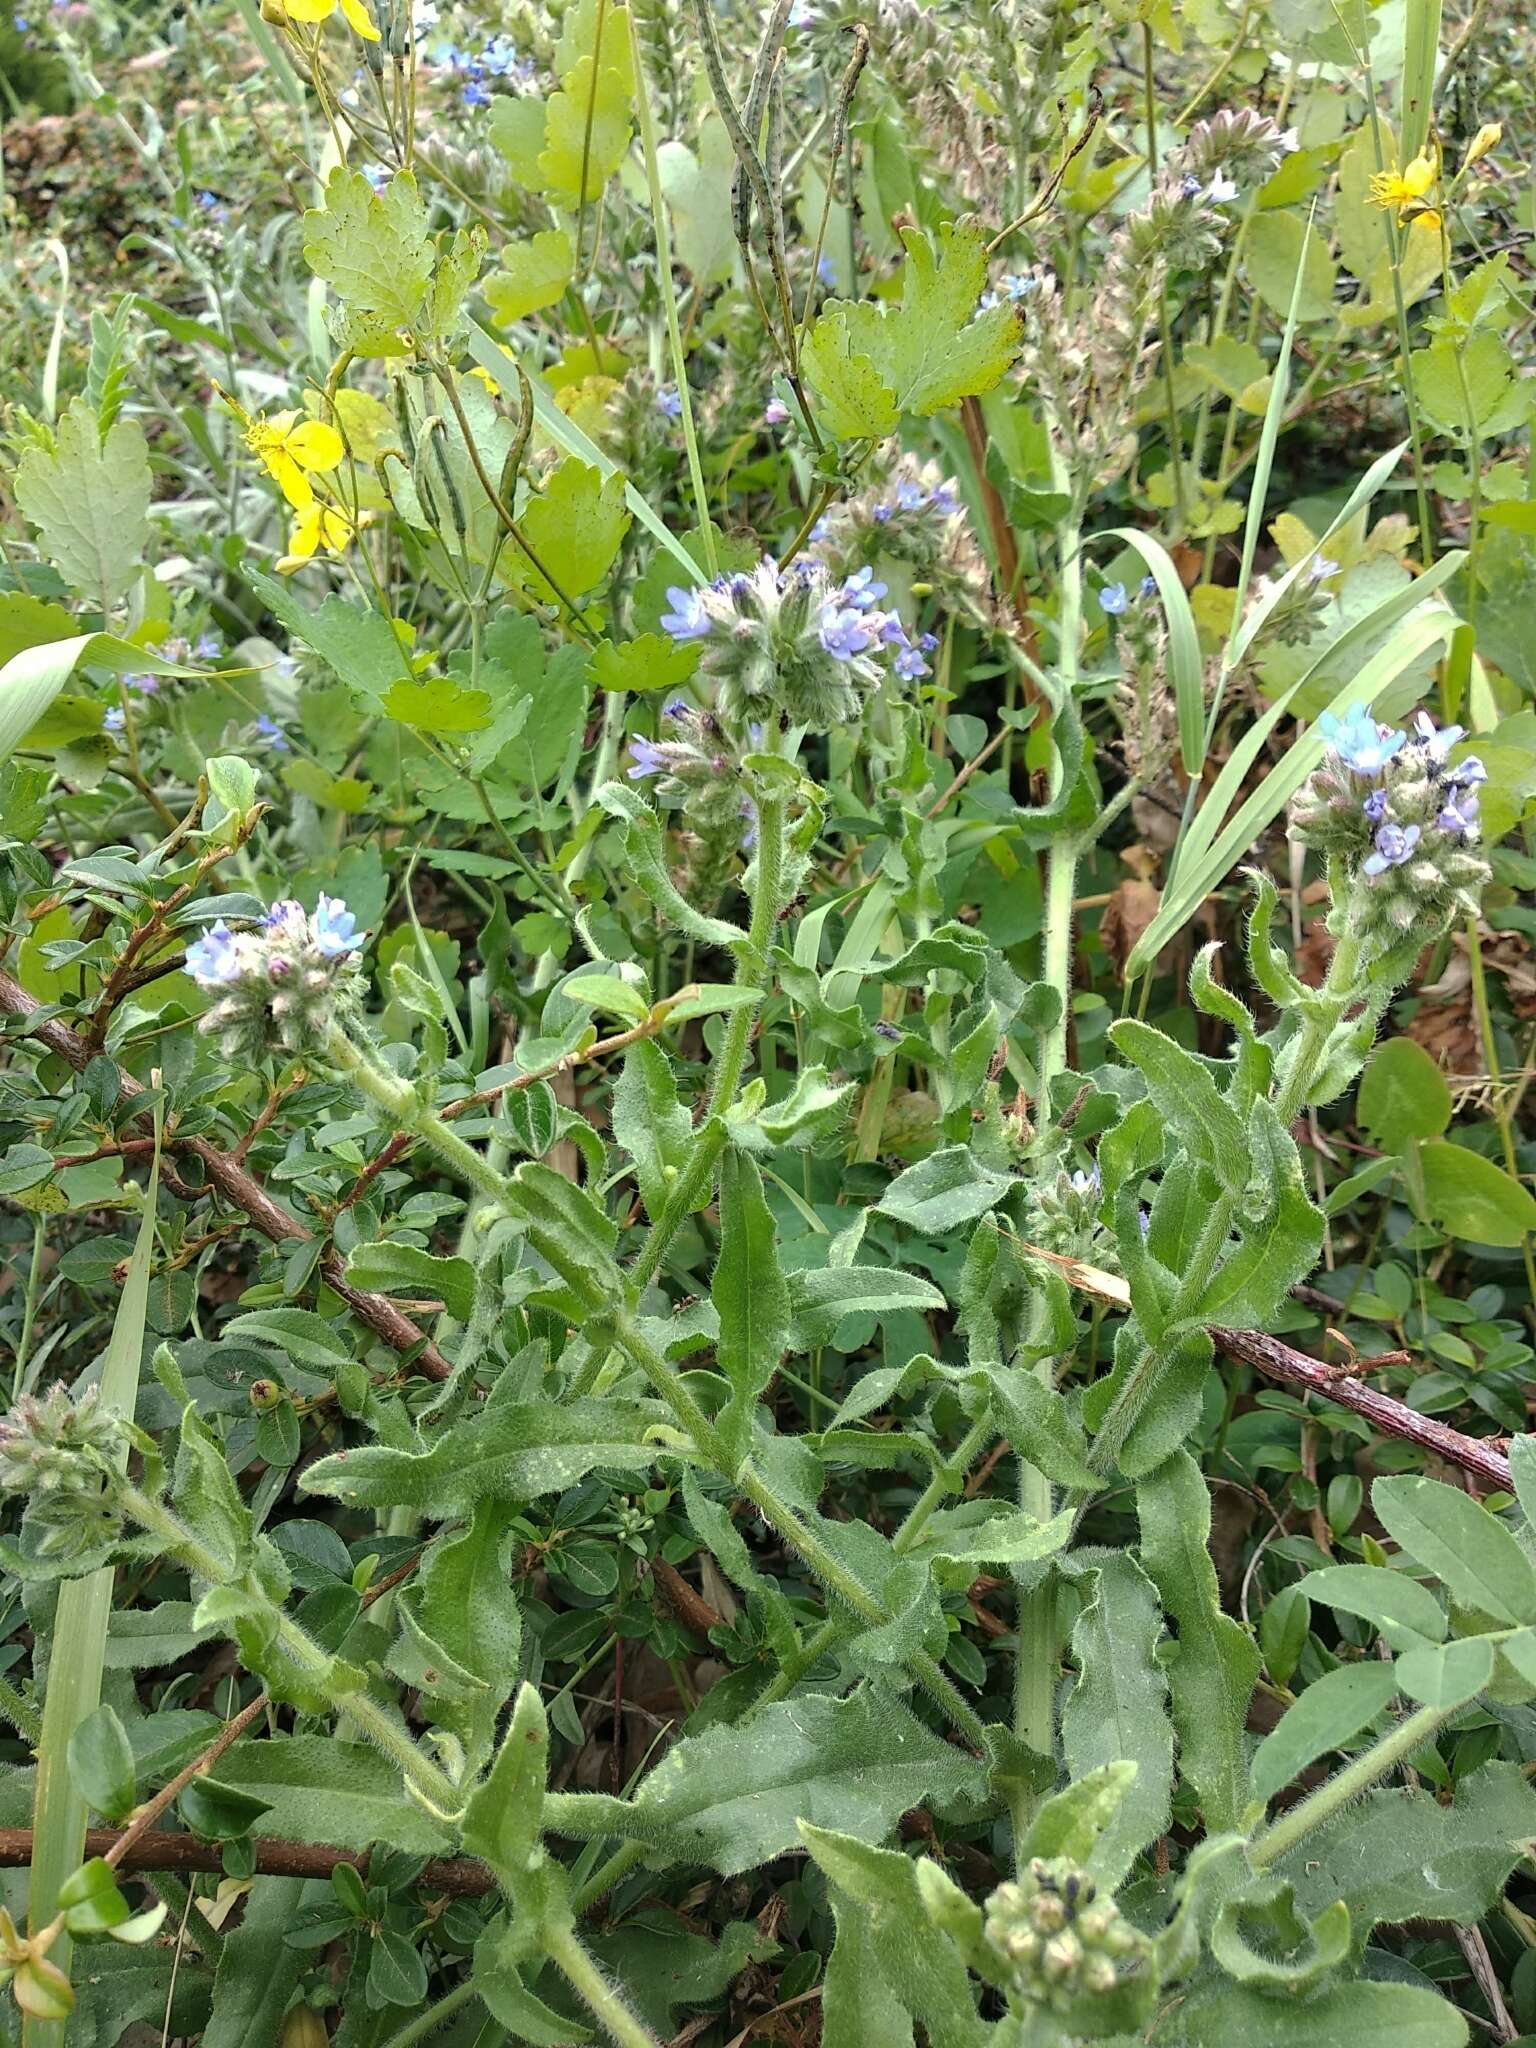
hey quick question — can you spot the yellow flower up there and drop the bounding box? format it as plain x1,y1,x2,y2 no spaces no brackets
278,502,355,573
277,0,380,38
233,402,345,513
1369,150,1438,214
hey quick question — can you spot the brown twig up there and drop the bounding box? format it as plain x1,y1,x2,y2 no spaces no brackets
1016,1240,1515,1494
0,1827,499,1897
0,969,453,1382
106,1696,266,1874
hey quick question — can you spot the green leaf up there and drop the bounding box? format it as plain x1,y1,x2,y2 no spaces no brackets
611,1041,692,1222
594,780,747,950
398,1501,521,1758
368,1926,430,2009
1243,209,1339,322
1251,1662,1400,1806
1280,1760,1536,1944
66,1704,136,1823
542,1690,985,1875
1412,330,1533,441
1395,1633,1496,1709
727,1065,856,1152
243,569,408,708
302,1385,656,1516
344,1241,476,1322
508,458,631,607
975,1362,1099,1493
1171,1977,1466,2045
713,1151,790,1469
876,1146,1013,1234
1417,1140,1536,1247
1108,1019,1249,1198
460,1684,555,1919
1373,1474,1536,1625
213,1738,452,1855
787,1266,948,1346
1209,1881,1352,1990
1298,1561,1447,1650
1019,1761,1140,1867
588,632,700,695
13,399,150,607
379,673,492,734
800,1825,991,2048
302,168,435,350
485,227,576,321
1061,1551,1174,1886
591,1917,775,2034
1357,1036,1454,1147
1137,1451,1261,1830
221,1306,351,1371
803,223,1022,438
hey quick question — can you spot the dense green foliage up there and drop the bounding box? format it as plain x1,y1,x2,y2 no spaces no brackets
0,0,1534,2042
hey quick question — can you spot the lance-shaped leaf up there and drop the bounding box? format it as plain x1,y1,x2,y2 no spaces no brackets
1137,1450,1261,1830
1373,1474,1536,1626
1108,1018,1249,1199
301,1385,656,1517
801,1825,991,2048
611,1040,692,1221
1250,1661,1399,1809
713,1151,790,1469
1061,1551,1174,1887
541,1690,986,1875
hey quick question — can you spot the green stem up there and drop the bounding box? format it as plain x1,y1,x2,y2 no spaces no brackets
1249,1701,1449,1869
1012,1362,1058,1812
630,786,787,1292
326,1027,512,1215
376,1977,480,2048
546,1922,660,2048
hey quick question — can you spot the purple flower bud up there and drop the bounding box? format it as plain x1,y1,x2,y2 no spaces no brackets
764,398,790,425
659,586,712,643
1362,821,1422,876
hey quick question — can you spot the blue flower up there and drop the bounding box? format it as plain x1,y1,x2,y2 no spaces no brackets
659,586,711,643
817,254,836,286
819,605,877,660
1363,822,1422,875
918,632,939,653
1446,753,1487,789
764,398,789,425
627,737,667,779
894,479,928,511
1139,574,1158,599
1362,788,1388,823
463,79,492,107
194,631,223,662
655,385,683,419
1437,787,1480,837
662,697,691,723
894,644,930,680
1002,273,1037,300
1206,172,1239,203
1318,705,1405,777
809,516,833,543
873,504,893,524
930,484,960,515
1100,582,1129,617
124,673,160,697
185,921,242,987
313,895,361,957
841,565,887,610
1181,173,1203,197
363,164,391,193
103,706,125,733
1410,710,1465,765
255,713,289,752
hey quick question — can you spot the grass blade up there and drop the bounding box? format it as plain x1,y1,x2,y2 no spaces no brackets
1126,607,1459,975
1103,526,1205,775
26,1116,161,2043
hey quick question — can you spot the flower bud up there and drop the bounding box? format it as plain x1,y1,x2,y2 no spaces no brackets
1463,122,1502,167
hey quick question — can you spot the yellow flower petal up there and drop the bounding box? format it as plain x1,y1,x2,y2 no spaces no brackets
285,419,345,473
281,0,335,22
1402,152,1437,198
338,0,382,36
270,450,317,513
1410,208,1442,232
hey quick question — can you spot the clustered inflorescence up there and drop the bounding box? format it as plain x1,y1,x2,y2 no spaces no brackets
654,555,933,732
0,1387,128,1562
1289,706,1491,939
1018,108,1297,485
983,1858,1152,2025
184,895,365,1061
807,454,997,630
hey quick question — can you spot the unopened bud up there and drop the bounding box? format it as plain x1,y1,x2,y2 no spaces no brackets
1463,122,1502,167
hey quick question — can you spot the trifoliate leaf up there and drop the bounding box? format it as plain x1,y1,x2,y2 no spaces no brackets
803,222,1022,440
